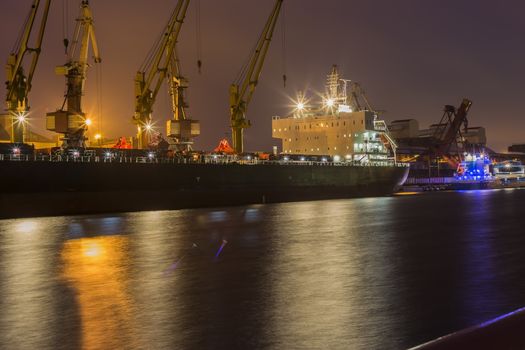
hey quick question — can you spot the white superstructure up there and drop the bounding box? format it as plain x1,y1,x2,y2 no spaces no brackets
272,65,397,163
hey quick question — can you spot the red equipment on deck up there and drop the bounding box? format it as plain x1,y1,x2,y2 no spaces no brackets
113,137,132,149
214,139,235,154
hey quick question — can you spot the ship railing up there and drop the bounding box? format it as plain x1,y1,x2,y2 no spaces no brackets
0,154,30,161
0,153,410,167
404,177,455,185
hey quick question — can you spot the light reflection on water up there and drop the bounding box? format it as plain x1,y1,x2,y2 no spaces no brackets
61,236,138,349
0,190,525,349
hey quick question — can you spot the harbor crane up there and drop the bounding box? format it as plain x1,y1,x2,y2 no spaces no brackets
133,0,199,151
229,0,283,154
3,0,51,143
46,0,101,149
432,99,472,158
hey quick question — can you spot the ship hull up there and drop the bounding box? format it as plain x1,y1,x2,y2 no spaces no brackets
0,162,408,219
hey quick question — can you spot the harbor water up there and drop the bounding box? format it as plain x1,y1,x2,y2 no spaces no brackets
1,189,525,349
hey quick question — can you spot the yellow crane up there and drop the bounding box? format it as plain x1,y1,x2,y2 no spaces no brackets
133,0,199,151
165,47,201,152
46,0,101,149
3,0,51,143
229,0,283,154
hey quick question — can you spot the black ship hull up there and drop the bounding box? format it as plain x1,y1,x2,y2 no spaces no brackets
0,161,409,219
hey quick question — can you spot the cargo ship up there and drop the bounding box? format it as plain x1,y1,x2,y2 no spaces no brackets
0,155,408,219
0,66,408,219
0,1,408,219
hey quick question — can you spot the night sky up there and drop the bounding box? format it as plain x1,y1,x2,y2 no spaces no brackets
1,0,524,152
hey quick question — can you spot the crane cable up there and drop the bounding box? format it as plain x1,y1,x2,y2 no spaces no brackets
140,5,174,73
281,1,287,88
62,0,69,54
234,32,262,86
196,0,202,74
12,6,31,54
96,62,103,139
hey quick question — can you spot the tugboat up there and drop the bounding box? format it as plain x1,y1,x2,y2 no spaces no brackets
452,153,496,190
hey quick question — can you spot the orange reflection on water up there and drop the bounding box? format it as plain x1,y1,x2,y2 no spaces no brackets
61,236,139,350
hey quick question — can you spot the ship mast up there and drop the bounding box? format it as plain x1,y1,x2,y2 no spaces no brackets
323,65,375,114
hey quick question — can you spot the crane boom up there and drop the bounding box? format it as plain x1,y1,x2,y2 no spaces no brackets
133,0,191,150
230,0,283,154
46,0,101,149
4,0,51,143
434,99,472,157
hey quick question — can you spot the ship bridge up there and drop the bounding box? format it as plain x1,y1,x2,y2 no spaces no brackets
272,66,396,163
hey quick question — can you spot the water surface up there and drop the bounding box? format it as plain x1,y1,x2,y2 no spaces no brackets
1,189,525,349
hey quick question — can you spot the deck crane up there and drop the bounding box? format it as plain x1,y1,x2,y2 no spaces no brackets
3,0,51,143
133,0,198,151
229,0,283,154
46,0,101,149
165,47,200,152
